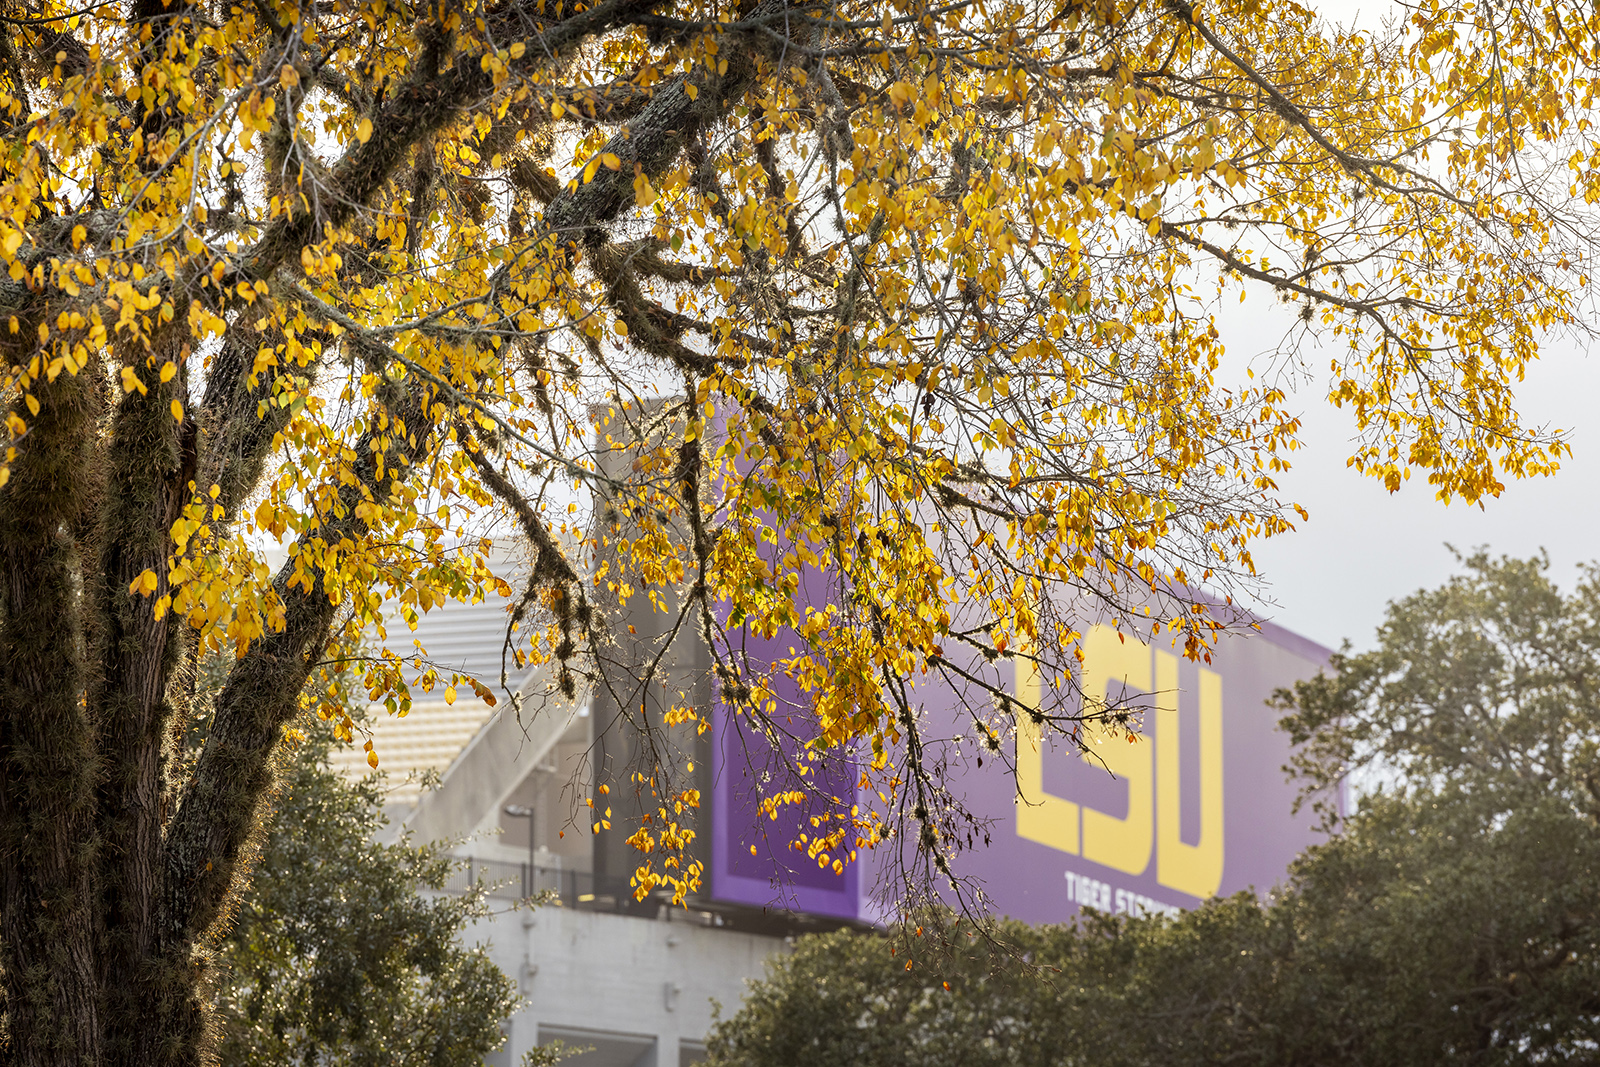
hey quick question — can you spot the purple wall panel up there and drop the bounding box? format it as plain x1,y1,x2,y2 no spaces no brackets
897,625,1334,925
709,560,862,919
708,605,1335,924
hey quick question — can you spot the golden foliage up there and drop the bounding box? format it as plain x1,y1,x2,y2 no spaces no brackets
0,0,1593,903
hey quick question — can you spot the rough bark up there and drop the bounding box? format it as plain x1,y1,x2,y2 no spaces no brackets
87,351,194,1065
137,371,430,1065
0,370,104,1067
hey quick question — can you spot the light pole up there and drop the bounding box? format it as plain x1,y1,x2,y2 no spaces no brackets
504,805,534,899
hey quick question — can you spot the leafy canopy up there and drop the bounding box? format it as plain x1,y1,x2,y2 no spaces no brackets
0,0,1596,1033
1281,548,1600,825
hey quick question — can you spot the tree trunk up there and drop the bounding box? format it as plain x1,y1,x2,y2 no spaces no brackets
0,370,103,1067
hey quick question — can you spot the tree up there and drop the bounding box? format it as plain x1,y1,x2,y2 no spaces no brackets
214,712,520,1067
705,552,1600,1067
1279,549,1600,824
702,916,1078,1067
1263,549,1600,1064
1,0,1596,1059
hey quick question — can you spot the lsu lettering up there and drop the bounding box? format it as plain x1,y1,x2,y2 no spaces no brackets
1016,624,1223,899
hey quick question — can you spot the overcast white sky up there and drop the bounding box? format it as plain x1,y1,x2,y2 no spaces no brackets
1219,306,1599,653
1200,0,1599,652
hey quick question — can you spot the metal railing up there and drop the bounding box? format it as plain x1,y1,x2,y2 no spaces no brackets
444,856,872,936
445,858,655,915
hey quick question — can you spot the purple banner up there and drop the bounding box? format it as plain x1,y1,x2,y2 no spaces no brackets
710,561,861,919
709,606,1334,924
904,619,1334,924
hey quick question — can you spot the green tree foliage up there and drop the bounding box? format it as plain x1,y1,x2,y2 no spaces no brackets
706,552,1600,1067
1266,549,1600,1064
1281,548,1600,825
214,722,520,1067
704,917,1074,1067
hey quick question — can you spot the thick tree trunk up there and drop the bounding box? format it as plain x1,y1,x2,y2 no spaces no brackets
139,376,430,1066
88,361,192,1065
0,371,103,1067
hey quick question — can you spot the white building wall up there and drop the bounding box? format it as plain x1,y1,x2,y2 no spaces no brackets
467,904,787,1067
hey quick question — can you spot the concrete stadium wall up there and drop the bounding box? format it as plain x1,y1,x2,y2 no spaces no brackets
467,903,787,1067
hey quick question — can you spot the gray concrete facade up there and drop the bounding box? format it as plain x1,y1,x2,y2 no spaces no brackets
471,904,784,1067
383,594,789,1067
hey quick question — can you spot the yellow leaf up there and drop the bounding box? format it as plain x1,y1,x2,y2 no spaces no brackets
170,399,184,422
159,361,176,383
356,118,373,144
633,171,658,208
